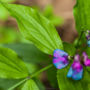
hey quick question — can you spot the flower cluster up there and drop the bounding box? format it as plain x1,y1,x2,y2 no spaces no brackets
53,49,90,80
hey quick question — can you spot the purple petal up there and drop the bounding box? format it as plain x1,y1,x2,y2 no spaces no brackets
67,54,83,80
84,59,90,66
53,49,68,58
72,69,83,80
67,67,73,78
53,62,68,69
53,57,66,63
86,34,90,40
82,52,88,60
67,63,83,80
83,52,90,66
53,56,69,69
72,61,83,72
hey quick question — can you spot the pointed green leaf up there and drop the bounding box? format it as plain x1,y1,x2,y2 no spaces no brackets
33,79,45,90
21,79,41,90
0,47,29,79
1,2,63,55
57,65,90,90
74,0,90,34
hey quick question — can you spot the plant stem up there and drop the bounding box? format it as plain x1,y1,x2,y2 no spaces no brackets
75,31,84,49
8,78,28,90
8,64,53,90
30,64,53,78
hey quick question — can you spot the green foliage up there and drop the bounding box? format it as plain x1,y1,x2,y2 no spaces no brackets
4,43,49,64
85,47,90,56
0,27,21,43
0,46,45,89
20,79,45,90
0,1,90,90
63,42,76,56
0,47,29,79
0,4,8,20
57,64,90,90
0,27,29,43
34,79,45,90
47,66,58,88
74,0,90,34
0,0,15,3
32,5,63,26
85,47,90,72
0,79,22,90
21,79,40,90
43,5,63,26
25,63,39,74
1,3,63,55
0,0,15,20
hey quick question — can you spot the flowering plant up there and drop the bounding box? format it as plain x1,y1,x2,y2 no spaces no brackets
0,0,90,90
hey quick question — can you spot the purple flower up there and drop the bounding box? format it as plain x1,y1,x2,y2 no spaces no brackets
53,49,90,81
67,54,83,80
53,49,68,57
53,49,69,69
83,52,90,66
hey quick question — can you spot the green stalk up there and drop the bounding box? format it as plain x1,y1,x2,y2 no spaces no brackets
30,64,53,78
75,31,84,49
8,64,53,90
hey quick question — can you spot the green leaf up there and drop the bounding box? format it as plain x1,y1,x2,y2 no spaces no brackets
0,0,15,20
33,79,45,90
0,0,15,3
21,79,41,90
74,0,90,34
57,64,90,90
85,47,90,56
63,42,76,56
0,79,22,90
85,47,90,72
0,47,29,79
1,2,63,55
25,63,39,74
4,43,49,64
86,67,90,73
0,4,8,20
47,66,58,88
0,64,39,90
0,27,20,43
